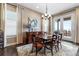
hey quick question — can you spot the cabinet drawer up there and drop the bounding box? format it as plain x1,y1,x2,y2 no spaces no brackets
0,31,4,48
0,46,4,48
0,43,4,45
0,38,3,41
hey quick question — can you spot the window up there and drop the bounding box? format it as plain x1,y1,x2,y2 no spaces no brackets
5,4,17,36
54,19,60,31
63,17,71,37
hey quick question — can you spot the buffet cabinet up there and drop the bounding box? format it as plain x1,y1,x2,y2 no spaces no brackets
23,32,42,44
0,31,4,48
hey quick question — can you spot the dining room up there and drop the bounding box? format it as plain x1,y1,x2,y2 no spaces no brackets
0,3,79,56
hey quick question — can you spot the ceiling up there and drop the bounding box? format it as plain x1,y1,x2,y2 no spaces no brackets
19,3,79,15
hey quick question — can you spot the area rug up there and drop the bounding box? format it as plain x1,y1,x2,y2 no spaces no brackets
17,44,64,56
16,42,78,56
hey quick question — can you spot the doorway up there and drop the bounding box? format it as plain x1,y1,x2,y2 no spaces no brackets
53,12,74,42
63,17,71,39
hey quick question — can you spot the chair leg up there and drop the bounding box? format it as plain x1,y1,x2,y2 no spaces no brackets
44,46,46,55
57,43,59,51
31,47,34,53
60,43,62,48
36,46,38,56
51,46,53,56
55,46,58,52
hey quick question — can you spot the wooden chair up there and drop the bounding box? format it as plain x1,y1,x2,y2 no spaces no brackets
42,34,58,55
42,38,53,55
58,33,62,48
32,35,44,55
52,34,59,52
32,34,54,55
53,32,62,50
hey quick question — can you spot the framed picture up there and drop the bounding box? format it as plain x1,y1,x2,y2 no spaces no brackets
24,17,41,32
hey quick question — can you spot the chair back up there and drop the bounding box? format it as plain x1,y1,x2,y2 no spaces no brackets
58,33,62,41
32,34,43,44
52,34,57,40
32,34,36,44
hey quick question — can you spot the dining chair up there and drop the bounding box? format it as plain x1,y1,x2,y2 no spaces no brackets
42,34,59,55
32,35,44,55
58,33,62,48
42,38,53,55
52,34,59,52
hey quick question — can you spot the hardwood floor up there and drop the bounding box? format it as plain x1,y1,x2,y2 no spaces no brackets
0,43,25,56
0,45,18,56
76,47,79,56
0,41,79,56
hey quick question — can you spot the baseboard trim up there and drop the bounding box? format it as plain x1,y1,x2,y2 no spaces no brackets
63,40,74,43
5,42,17,47
15,43,27,47
63,40,79,46
76,43,79,45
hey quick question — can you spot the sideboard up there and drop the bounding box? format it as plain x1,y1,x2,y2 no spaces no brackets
23,32,42,44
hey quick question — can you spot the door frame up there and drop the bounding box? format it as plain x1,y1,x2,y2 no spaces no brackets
53,11,75,42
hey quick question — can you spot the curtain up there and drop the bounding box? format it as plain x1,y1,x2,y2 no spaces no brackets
75,8,79,43
17,5,23,44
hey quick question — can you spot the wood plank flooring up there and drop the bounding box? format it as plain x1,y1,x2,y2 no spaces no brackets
0,41,79,56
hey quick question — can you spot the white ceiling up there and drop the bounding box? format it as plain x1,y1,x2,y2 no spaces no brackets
19,3,79,15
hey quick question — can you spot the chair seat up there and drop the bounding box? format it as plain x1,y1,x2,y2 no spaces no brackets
57,40,61,43
33,43,44,48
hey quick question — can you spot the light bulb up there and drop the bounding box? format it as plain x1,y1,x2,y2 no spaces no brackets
49,14,51,17
45,13,47,17
42,15,44,17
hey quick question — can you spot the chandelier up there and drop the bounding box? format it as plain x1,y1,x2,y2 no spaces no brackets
42,4,51,19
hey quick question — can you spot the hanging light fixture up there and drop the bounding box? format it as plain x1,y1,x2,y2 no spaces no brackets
42,4,51,19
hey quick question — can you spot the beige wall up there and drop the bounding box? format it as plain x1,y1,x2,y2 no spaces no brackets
1,3,42,47
17,5,42,44
21,7,42,30
75,7,79,43
0,4,1,29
